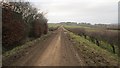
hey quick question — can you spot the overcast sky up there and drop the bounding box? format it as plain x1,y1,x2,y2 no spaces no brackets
30,0,118,24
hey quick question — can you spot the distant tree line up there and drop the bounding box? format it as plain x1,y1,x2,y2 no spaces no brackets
61,22,119,30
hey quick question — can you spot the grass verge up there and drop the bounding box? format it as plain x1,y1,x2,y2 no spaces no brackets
3,32,52,58
68,31,120,64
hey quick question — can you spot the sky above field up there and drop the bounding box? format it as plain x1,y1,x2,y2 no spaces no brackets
9,0,120,24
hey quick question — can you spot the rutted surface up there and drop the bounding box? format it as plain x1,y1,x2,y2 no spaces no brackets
3,26,118,66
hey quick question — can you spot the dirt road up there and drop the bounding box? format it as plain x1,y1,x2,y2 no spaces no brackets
3,26,118,66
6,26,84,66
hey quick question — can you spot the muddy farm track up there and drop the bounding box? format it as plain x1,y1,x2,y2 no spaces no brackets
3,27,118,66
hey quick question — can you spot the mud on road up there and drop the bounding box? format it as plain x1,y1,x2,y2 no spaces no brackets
3,26,83,66
3,26,118,66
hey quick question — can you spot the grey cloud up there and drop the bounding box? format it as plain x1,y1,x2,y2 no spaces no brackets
32,0,118,24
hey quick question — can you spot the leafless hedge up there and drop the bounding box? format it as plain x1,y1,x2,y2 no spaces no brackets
1,1,48,51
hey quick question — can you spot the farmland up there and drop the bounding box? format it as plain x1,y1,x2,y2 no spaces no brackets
1,0,120,67
48,23,60,31
64,24,119,56
2,19,120,66
48,22,119,57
